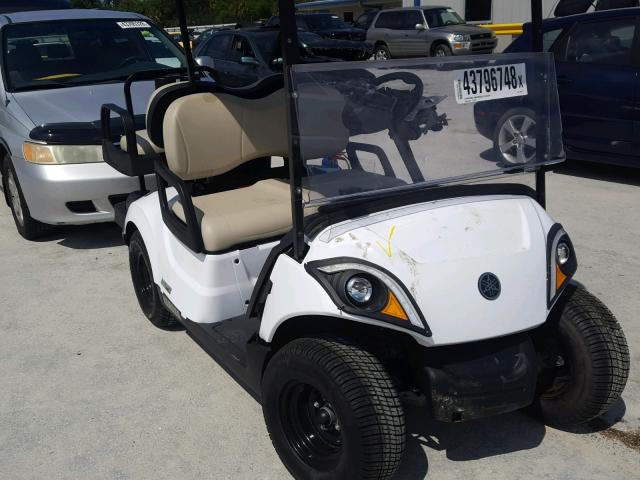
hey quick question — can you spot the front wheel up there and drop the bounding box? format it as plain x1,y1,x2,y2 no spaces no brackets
433,43,453,57
533,285,630,426
262,337,405,480
493,108,537,166
2,156,50,240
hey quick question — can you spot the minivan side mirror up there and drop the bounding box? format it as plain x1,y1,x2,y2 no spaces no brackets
195,55,215,69
415,23,427,30
241,56,260,66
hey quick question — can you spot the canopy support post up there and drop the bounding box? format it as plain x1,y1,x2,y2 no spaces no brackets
176,0,196,84
531,0,547,209
279,0,305,261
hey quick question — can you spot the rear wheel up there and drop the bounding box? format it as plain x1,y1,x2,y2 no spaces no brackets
129,230,178,329
2,156,50,240
533,285,630,426
262,337,405,480
374,44,391,60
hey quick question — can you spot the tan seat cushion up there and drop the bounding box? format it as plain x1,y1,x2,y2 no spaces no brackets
171,179,293,251
120,129,164,156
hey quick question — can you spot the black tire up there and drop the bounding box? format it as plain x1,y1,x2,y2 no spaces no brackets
493,108,537,167
432,43,452,57
262,337,405,480
374,44,391,60
128,230,178,329
533,284,630,426
2,156,51,240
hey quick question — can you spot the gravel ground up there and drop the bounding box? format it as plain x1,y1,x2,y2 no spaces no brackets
0,161,638,479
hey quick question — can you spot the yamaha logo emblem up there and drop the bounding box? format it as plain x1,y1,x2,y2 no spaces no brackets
478,273,501,300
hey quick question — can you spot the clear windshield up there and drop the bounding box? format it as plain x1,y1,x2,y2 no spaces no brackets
423,8,465,27
4,19,186,92
291,53,564,207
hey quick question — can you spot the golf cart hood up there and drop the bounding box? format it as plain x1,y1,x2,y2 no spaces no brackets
305,196,549,346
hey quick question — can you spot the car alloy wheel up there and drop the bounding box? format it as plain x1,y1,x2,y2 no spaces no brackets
374,48,388,60
6,169,24,226
498,113,536,164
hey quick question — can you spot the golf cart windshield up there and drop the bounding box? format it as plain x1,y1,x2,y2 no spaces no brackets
292,52,564,207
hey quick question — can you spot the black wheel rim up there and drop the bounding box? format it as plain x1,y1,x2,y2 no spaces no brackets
280,381,343,471
131,246,154,316
538,337,573,398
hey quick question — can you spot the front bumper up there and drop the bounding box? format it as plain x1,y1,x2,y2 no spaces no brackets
452,39,497,55
418,335,537,422
11,156,155,225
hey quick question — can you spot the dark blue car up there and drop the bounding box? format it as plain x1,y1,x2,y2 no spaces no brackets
505,8,640,168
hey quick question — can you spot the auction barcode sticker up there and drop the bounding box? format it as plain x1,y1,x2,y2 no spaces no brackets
454,63,528,105
117,21,151,29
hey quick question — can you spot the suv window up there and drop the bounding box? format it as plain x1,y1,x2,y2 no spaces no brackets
375,11,400,29
376,11,422,30
400,11,425,29
205,33,231,60
229,36,256,63
543,28,564,51
355,11,377,30
560,18,636,66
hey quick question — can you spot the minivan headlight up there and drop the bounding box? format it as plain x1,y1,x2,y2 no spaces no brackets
23,143,103,165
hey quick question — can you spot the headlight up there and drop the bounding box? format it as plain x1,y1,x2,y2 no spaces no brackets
306,259,430,335
23,143,103,165
346,276,373,304
557,242,570,265
453,34,470,42
547,225,577,306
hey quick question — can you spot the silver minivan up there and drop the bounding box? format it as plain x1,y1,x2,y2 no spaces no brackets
0,9,185,239
367,6,497,59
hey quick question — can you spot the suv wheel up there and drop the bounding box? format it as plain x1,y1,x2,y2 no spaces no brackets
433,43,453,57
2,155,50,240
374,44,391,60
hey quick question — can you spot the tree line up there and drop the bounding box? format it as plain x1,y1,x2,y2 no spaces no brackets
70,0,308,27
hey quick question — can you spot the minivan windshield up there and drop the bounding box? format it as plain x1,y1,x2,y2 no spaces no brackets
4,19,186,92
423,8,465,28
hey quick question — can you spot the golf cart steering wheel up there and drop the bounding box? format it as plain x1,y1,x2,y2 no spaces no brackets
117,56,145,69
374,72,424,119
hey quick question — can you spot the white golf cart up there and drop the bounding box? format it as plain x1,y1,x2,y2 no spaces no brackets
101,2,629,478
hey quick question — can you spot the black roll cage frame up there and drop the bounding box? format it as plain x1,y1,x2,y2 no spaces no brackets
103,0,548,261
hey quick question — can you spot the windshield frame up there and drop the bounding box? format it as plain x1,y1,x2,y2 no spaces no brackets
1,17,186,93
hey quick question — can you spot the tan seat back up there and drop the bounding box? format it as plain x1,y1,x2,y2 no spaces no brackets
163,90,289,180
162,86,351,181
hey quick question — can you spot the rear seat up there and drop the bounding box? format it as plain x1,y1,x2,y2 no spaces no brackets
161,87,349,252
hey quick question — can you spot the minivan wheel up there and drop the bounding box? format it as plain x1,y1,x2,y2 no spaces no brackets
129,230,179,329
433,43,453,56
532,285,630,426
262,337,405,480
2,156,50,240
374,44,391,60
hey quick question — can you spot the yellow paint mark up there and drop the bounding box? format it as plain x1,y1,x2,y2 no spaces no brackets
376,225,396,258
